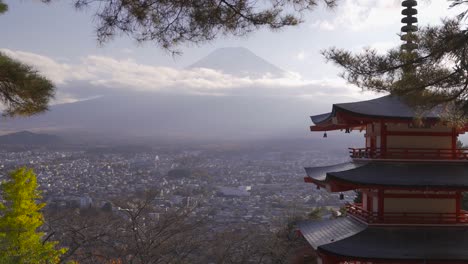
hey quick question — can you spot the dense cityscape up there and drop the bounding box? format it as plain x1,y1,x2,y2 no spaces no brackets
0,143,351,228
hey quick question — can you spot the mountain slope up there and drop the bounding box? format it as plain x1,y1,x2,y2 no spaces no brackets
1,94,325,141
0,131,62,146
188,47,285,77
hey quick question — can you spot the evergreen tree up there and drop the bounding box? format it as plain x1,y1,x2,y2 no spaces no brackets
0,54,55,117
0,6,64,262
0,1,54,117
323,2,468,120
0,168,66,264
0,0,7,14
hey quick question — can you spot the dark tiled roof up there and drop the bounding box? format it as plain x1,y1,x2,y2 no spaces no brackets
298,217,366,249
327,162,468,189
310,112,332,124
319,226,468,261
310,95,444,125
305,162,468,190
304,162,362,181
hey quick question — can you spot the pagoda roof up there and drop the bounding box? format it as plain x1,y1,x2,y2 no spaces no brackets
298,217,366,249
317,224,468,261
310,95,444,131
305,162,468,191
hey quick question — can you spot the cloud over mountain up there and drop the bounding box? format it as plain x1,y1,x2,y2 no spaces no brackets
1,48,373,103
0,46,380,141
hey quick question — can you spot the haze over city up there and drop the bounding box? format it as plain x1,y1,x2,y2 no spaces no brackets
0,0,463,142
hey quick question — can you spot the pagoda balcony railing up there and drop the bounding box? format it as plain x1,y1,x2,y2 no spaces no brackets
349,147,468,160
346,203,468,225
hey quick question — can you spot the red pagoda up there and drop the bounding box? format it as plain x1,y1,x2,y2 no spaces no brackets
299,2,468,263
300,95,468,264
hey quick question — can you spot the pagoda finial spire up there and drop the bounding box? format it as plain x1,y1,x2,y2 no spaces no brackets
401,0,418,52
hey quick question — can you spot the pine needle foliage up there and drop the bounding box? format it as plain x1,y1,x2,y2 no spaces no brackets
0,53,55,117
0,168,66,264
43,0,338,53
324,20,468,108
323,2,468,119
0,4,55,117
0,0,7,14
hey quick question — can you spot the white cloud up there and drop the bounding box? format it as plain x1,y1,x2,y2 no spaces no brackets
53,91,83,104
368,41,399,53
311,0,400,32
353,41,399,54
0,49,94,85
1,49,374,102
310,20,335,31
295,51,309,61
418,0,462,25
310,0,457,32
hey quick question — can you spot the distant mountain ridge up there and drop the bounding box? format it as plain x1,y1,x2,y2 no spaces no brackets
188,47,285,77
0,94,321,141
0,47,360,145
0,131,62,146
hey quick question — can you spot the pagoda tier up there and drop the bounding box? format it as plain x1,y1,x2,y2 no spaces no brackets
305,162,468,225
311,95,468,161
300,217,468,264
310,95,446,132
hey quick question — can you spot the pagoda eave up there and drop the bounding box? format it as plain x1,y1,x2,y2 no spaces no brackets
334,105,441,124
300,218,468,263
318,225,468,263
305,175,468,192
305,162,468,192
309,96,467,132
304,176,357,192
310,124,352,132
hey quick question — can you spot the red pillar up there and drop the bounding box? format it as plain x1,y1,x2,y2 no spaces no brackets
378,189,384,223
381,121,387,158
452,128,457,159
317,252,340,264
456,191,461,223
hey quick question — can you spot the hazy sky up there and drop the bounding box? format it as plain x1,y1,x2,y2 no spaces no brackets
0,0,462,105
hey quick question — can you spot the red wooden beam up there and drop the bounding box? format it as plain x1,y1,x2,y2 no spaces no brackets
456,191,461,223
452,128,457,159
303,176,314,183
349,147,468,160
386,131,453,137
384,193,457,199
310,124,348,131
